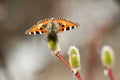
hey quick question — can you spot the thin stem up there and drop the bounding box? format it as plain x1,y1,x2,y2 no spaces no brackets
75,71,83,80
55,52,71,70
55,52,83,80
107,68,114,80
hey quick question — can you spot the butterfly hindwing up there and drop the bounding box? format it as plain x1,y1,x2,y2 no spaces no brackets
25,19,50,35
54,18,78,32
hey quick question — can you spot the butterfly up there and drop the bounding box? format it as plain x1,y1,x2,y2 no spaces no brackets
25,17,79,35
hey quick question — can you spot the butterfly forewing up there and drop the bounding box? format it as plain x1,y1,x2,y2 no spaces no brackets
25,19,50,35
26,25,47,35
54,18,78,32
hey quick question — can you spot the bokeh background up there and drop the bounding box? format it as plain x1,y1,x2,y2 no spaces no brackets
0,0,120,80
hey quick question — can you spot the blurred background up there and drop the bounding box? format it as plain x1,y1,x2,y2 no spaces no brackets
0,0,120,80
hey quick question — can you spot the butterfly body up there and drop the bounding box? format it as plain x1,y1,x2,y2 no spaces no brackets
46,18,59,35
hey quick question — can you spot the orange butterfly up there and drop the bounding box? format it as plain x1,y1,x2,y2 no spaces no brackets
25,18,79,35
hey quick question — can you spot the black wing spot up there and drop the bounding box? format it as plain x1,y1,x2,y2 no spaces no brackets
31,32,34,34
66,27,70,31
40,28,43,30
72,26,74,29
36,31,39,34
41,31,44,33
61,25,64,27
62,28,64,31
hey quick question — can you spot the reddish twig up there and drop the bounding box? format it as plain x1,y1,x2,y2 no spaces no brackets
55,51,83,80
107,68,114,80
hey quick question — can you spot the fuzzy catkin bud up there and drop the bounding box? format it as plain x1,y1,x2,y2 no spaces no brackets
68,46,80,72
47,33,60,54
101,45,115,68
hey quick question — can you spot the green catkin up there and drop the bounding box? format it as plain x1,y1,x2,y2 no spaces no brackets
47,33,58,52
68,46,80,72
101,45,115,68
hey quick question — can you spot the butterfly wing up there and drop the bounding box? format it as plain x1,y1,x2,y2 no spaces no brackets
25,19,50,35
54,18,79,32
25,18,79,35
